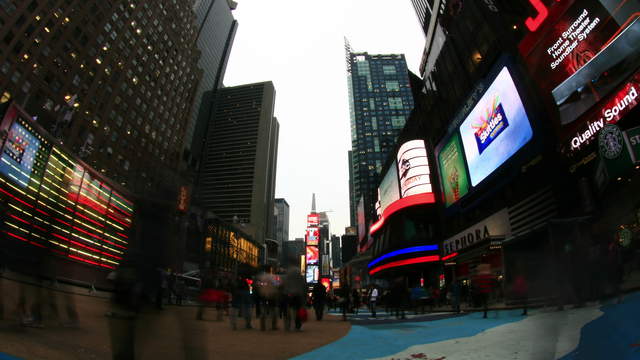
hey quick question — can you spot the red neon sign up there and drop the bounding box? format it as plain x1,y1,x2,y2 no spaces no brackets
525,0,550,32
369,192,436,235
369,255,440,276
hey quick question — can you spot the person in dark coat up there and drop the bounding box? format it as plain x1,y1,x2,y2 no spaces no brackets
312,282,327,320
390,279,408,319
230,277,252,330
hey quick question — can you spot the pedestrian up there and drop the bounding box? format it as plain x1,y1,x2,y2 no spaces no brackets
451,281,461,313
282,267,306,331
369,285,379,318
351,288,360,314
513,271,528,316
473,264,495,318
155,267,168,310
341,284,351,321
608,238,624,304
230,277,252,330
312,282,327,320
256,268,279,330
390,279,407,319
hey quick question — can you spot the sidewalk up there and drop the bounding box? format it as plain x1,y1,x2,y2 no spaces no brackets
0,277,350,360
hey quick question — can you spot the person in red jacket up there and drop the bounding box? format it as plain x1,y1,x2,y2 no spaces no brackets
473,264,495,318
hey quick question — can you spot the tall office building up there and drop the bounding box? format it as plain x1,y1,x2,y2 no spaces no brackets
0,1,202,197
274,198,290,265
186,0,238,159
198,81,279,246
410,0,435,35
346,45,414,229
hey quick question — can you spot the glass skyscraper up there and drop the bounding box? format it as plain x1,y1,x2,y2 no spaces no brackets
346,48,414,228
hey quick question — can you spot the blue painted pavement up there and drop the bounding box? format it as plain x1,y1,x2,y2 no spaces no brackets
559,292,640,360
0,353,21,360
292,309,527,360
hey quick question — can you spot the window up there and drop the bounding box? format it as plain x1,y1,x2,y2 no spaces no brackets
382,65,396,74
391,116,406,128
388,97,403,109
386,81,400,91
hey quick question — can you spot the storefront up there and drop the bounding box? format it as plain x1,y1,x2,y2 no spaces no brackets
441,209,511,297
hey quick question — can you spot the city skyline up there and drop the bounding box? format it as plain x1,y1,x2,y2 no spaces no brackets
223,0,425,239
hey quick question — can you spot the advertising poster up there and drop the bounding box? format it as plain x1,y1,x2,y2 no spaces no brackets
305,227,319,245
460,67,533,187
306,245,319,264
438,133,470,207
520,0,640,125
357,196,365,243
0,120,41,188
377,161,400,216
396,140,433,197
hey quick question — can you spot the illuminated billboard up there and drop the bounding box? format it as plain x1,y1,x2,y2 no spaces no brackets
459,67,533,187
307,214,319,227
438,133,470,207
397,140,432,197
305,227,319,246
0,120,41,188
520,0,640,125
306,246,319,264
377,161,400,217
305,265,319,283
0,103,134,270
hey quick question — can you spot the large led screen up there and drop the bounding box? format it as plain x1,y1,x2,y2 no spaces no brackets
305,227,319,246
460,67,533,187
306,245,319,264
438,133,470,207
520,0,640,125
397,140,433,197
306,265,319,283
377,161,400,216
0,120,41,188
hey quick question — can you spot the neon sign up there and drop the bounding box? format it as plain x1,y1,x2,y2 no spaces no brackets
525,0,550,32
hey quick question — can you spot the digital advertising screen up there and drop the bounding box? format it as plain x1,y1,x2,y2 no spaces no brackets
377,161,400,216
305,227,319,246
307,214,319,227
356,196,365,243
438,132,471,207
305,265,319,283
0,119,41,188
396,140,433,197
306,245,319,264
0,103,134,270
459,66,533,187
520,0,640,125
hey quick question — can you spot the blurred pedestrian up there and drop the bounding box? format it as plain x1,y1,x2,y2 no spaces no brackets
256,268,279,330
451,281,461,313
282,267,306,331
155,267,168,310
473,264,495,318
230,277,252,330
608,238,624,304
390,279,407,319
513,270,528,316
351,288,360,315
341,284,351,321
312,282,326,320
368,285,379,318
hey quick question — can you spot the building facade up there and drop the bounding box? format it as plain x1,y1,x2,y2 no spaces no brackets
274,198,290,265
185,0,237,161
346,45,415,247
0,0,203,198
369,0,640,303
197,81,279,248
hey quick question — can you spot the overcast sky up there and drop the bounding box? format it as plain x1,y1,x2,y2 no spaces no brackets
223,0,425,240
